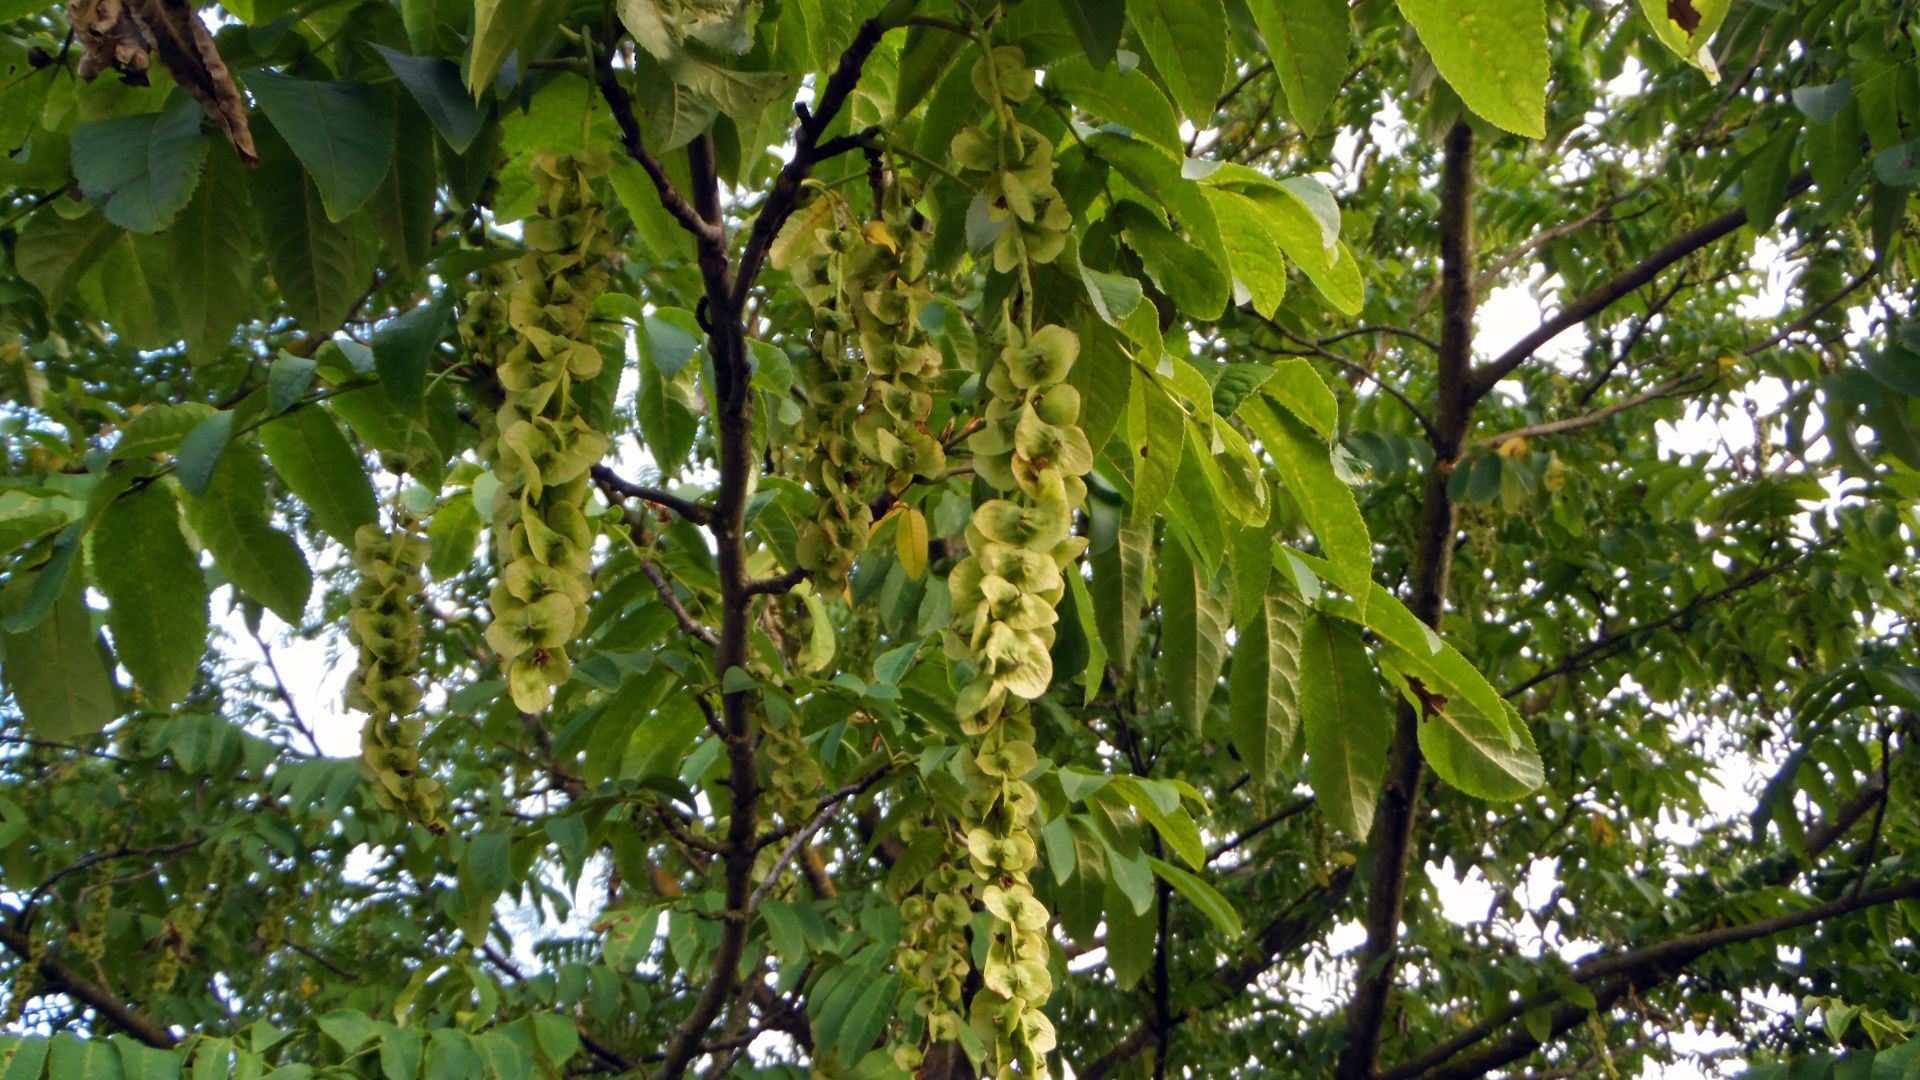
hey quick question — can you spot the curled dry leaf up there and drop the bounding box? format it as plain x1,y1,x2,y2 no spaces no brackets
65,0,257,165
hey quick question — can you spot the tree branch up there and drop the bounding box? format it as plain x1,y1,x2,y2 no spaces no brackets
592,464,712,525
639,559,720,649
1392,876,1920,1080
1502,543,1827,700
1469,171,1813,398
1473,373,1710,448
1336,119,1478,1080
0,918,179,1048
591,50,723,248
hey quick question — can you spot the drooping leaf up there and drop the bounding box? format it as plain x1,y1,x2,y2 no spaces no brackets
246,71,395,221
70,94,211,233
1162,533,1230,734
185,443,314,625
1394,0,1548,136
1130,0,1228,123
1148,856,1243,937
249,126,373,335
1299,614,1393,838
373,45,486,153
1229,543,1307,789
1247,0,1348,131
257,406,379,547
15,206,121,311
91,483,210,708
0,575,117,738
169,146,257,362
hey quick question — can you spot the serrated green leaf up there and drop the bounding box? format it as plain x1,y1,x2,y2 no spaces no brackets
1263,357,1338,439
1131,0,1227,122
316,1012,378,1055
50,1034,122,1080
1228,547,1306,788
250,127,372,335
269,353,318,416
1247,0,1348,131
185,443,313,625
92,483,208,707
1148,855,1243,936
70,96,210,233
170,148,257,363
1047,57,1183,154
374,46,486,153
1239,396,1373,606
1300,614,1392,838
372,291,451,413
0,1036,51,1080
0,573,116,738
1395,0,1548,136
1091,507,1150,672
377,1028,421,1080
114,403,218,461
247,72,394,221
1162,536,1229,733
16,206,120,311
368,96,437,277
176,410,234,497
257,407,378,547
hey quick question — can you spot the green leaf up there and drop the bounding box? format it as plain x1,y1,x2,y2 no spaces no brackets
114,403,218,460
1743,128,1801,231
461,830,512,903
0,1035,51,1080
1058,0,1124,69
316,1011,379,1055
425,1030,480,1080
0,575,116,738
372,291,452,413
1110,775,1206,868
185,443,314,625
176,410,235,498
1228,546,1306,789
1046,57,1184,155
530,1014,579,1070
268,353,318,416
369,97,438,277
1103,874,1155,989
833,974,900,1065
257,407,379,548
1,521,86,634
378,1028,422,1080
1148,855,1243,937
1635,0,1731,80
50,1034,123,1080
1263,357,1338,439
247,72,394,221
1395,0,1548,137
1299,614,1392,838
169,148,258,362
114,1044,177,1080
470,0,567,95
426,496,481,581
1239,397,1373,606
374,46,486,153
70,95,211,233
1080,264,1145,326
1200,184,1361,315
1119,203,1231,320
601,905,661,970
1130,0,1228,122
250,126,373,335
1247,0,1348,131
893,24,958,120
92,483,209,708
16,206,120,311
1205,189,1290,316
1409,686,1545,800
1091,513,1150,671
1162,536,1229,733
1127,372,1186,523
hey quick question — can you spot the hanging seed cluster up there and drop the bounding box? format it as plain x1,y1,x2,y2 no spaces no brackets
790,188,947,590
949,46,1072,274
925,43,1089,1077
347,521,443,830
891,827,977,1069
477,149,614,713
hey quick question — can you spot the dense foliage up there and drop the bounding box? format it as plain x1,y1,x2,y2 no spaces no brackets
0,0,1917,1076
